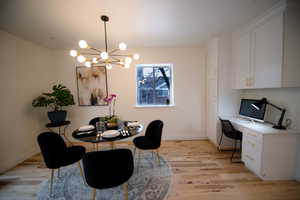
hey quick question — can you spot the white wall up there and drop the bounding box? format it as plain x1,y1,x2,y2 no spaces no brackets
241,88,300,181
0,31,56,173
53,47,206,141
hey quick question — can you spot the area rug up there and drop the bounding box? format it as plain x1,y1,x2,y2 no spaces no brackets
37,151,172,200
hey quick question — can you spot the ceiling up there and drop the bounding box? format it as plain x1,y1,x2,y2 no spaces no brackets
0,0,280,49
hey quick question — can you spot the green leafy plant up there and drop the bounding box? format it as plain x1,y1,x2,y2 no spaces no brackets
32,84,75,111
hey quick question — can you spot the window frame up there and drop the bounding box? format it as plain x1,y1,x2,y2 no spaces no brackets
135,64,175,108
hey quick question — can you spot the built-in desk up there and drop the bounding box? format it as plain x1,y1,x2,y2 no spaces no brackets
228,117,300,180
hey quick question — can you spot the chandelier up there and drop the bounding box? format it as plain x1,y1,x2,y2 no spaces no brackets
69,15,140,69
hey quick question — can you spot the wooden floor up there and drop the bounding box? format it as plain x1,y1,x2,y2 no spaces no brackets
0,140,300,200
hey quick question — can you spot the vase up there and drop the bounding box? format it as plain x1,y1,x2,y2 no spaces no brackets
47,110,67,123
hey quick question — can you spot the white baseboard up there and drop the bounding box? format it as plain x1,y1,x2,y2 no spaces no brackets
163,135,208,141
0,145,39,174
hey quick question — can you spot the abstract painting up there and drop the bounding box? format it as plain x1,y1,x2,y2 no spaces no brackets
76,66,108,106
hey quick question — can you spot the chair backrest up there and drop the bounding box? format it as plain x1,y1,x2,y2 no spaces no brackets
145,120,164,148
82,149,134,189
89,117,100,127
37,132,67,169
218,118,237,138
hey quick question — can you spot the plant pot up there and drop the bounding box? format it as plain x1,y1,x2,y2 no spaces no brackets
106,122,118,130
48,110,67,123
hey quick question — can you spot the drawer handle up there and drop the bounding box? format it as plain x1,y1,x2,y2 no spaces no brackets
245,154,254,161
246,140,256,147
248,133,257,137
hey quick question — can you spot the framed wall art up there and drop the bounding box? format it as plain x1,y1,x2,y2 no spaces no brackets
76,66,108,106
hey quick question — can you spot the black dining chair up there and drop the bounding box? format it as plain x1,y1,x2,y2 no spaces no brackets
82,149,134,200
37,132,86,197
218,118,243,163
88,117,101,128
133,120,164,167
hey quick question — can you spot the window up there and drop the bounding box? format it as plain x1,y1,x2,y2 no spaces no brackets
136,64,174,107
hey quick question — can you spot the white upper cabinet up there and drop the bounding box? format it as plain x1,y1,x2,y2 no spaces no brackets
232,1,300,89
253,12,283,88
233,32,252,89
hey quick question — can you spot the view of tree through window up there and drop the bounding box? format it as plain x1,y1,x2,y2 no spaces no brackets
137,64,173,106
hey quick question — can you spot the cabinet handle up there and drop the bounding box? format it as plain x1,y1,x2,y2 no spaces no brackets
245,154,254,161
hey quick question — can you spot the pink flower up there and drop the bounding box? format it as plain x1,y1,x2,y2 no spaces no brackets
104,94,117,103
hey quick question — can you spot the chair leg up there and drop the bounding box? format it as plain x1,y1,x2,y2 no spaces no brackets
110,141,115,150
49,169,54,198
218,132,224,151
133,147,136,158
156,149,160,166
77,162,85,185
123,183,128,200
231,140,237,163
57,168,60,178
239,140,242,153
137,149,141,172
92,188,96,200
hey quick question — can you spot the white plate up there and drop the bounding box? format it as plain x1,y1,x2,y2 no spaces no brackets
127,122,140,127
102,130,120,138
78,125,94,132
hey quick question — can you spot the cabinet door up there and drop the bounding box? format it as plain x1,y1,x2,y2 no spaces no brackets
253,13,283,88
232,32,252,89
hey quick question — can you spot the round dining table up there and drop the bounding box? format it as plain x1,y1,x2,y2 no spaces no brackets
72,122,143,151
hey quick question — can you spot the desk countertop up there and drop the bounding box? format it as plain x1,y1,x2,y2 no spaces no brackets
227,117,300,135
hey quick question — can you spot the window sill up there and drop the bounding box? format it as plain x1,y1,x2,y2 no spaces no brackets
135,104,175,108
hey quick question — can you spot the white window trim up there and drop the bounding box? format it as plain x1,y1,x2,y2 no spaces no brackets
135,64,175,108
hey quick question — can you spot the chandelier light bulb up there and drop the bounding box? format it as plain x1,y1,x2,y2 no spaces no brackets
106,63,113,70
100,52,109,60
77,55,86,63
125,57,132,64
119,42,127,51
124,63,130,69
92,57,98,64
85,61,92,68
69,50,78,57
78,40,88,48
133,53,140,60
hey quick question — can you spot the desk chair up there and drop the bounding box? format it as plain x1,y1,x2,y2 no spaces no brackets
133,120,163,169
82,149,134,200
218,118,243,163
37,132,86,197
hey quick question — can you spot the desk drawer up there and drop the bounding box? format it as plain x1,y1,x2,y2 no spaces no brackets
244,129,262,143
242,137,262,174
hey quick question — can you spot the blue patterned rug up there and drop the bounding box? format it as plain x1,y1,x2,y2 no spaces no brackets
37,151,172,200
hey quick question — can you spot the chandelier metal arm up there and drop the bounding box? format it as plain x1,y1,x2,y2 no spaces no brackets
110,54,132,57
89,47,102,53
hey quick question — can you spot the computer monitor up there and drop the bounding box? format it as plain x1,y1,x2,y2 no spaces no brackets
239,99,266,122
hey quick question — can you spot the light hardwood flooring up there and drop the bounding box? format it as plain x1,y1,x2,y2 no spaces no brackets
0,140,300,200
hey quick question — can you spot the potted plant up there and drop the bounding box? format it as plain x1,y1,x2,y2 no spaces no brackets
32,84,75,123
104,94,119,129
